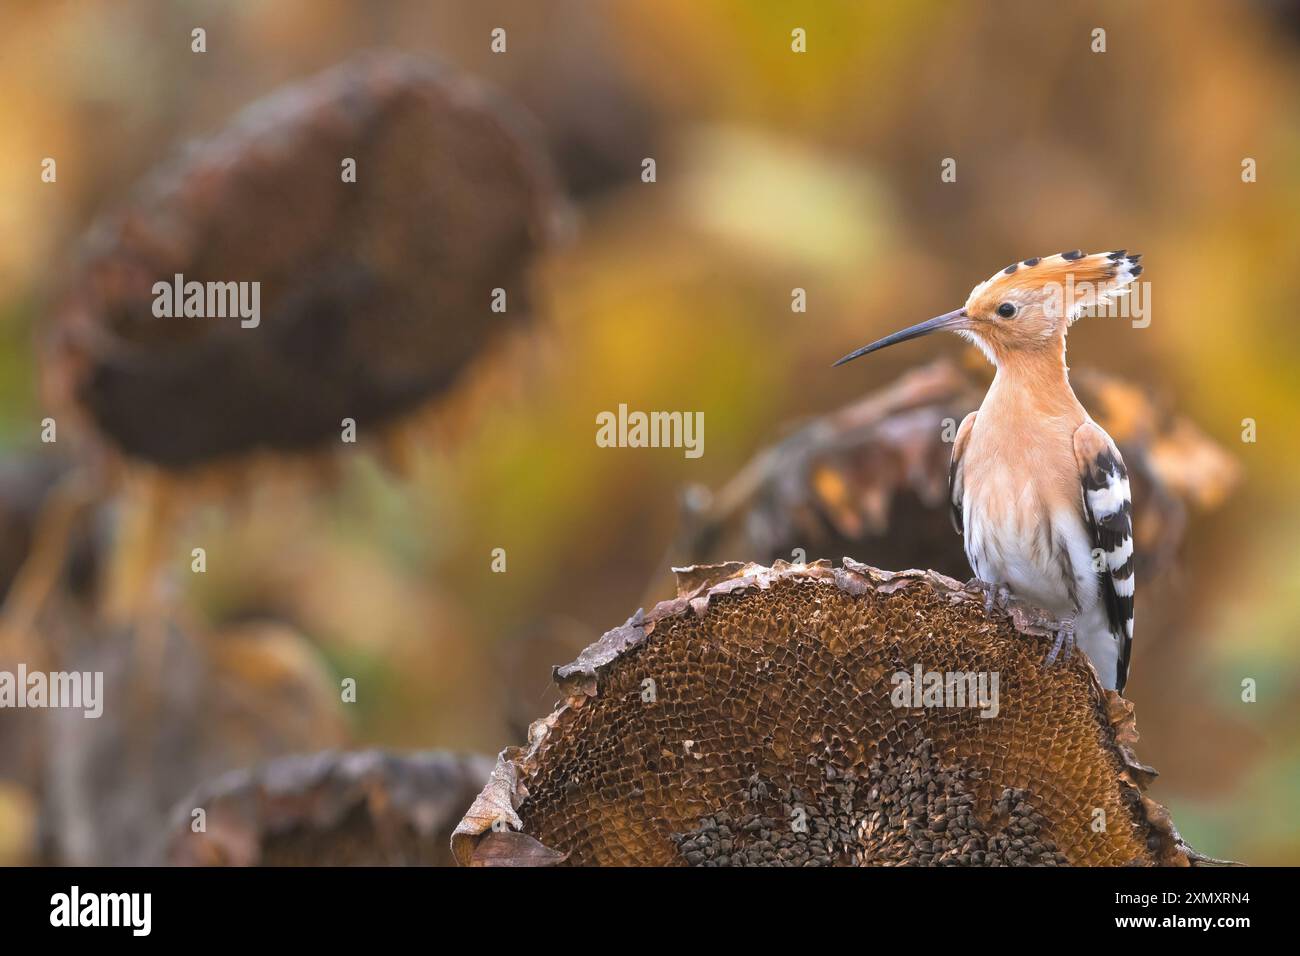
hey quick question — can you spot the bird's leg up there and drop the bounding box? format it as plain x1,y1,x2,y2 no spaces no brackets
970,578,1012,616
1045,613,1077,666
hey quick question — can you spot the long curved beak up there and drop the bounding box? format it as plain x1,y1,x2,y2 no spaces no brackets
832,308,968,367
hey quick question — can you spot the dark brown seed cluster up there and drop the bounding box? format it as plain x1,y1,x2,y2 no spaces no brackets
669,740,1070,867
670,774,851,867
853,740,1069,866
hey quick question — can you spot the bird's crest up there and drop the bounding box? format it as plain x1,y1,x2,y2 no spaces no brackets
968,250,1142,323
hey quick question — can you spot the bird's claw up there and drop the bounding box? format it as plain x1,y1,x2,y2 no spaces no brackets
1045,616,1077,666
971,579,1012,616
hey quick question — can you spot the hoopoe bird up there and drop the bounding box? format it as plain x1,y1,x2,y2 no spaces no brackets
834,250,1140,693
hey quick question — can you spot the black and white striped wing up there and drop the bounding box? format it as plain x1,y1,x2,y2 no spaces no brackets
948,411,977,535
1073,422,1135,692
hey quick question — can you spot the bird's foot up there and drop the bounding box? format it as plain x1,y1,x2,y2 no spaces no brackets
1045,615,1077,666
971,579,1012,616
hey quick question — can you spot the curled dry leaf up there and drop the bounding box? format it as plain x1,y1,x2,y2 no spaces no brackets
42,52,559,470
466,830,569,868
454,560,1225,867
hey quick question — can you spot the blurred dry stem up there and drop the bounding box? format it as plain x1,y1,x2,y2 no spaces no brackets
45,619,349,865
0,468,97,666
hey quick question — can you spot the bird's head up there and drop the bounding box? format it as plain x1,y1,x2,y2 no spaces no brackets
834,250,1142,369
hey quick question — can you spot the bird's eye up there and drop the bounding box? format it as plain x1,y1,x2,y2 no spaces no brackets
996,302,1017,318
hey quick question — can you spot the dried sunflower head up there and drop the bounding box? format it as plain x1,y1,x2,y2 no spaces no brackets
43,53,559,472
455,560,1215,867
